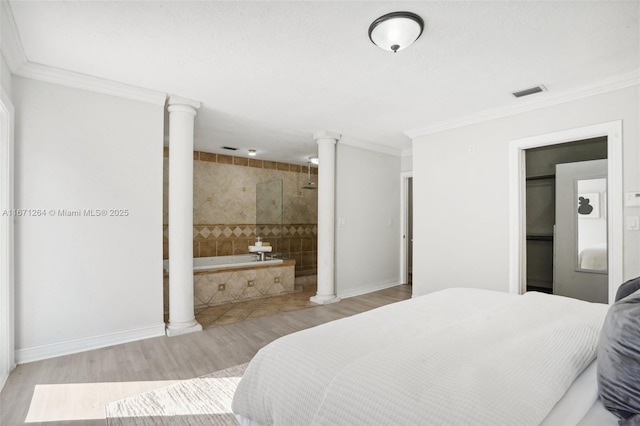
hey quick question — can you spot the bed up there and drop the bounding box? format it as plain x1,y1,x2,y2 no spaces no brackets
579,244,607,271
231,287,626,425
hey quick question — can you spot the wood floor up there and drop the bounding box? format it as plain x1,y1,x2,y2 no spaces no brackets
0,284,412,426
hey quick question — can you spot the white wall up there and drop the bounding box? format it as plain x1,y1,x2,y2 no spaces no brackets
13,77,166,362
412,86,640,297
335,144,401,298
401,153,412,172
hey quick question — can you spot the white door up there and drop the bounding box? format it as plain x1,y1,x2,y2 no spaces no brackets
555,159,608,303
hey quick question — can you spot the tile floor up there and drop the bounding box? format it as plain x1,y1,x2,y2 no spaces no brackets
194,282,318,328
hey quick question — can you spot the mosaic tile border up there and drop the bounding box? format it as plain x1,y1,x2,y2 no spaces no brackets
162,224,318,242
163,224,317,275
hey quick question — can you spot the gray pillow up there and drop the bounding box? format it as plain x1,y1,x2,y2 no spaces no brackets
616,277,640,302
597,284,640,423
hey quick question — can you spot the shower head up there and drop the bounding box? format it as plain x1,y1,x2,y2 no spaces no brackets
302,182,317,190
302,161,318,190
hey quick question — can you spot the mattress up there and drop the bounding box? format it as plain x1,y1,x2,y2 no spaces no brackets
541,360,616,426
232,288,610,425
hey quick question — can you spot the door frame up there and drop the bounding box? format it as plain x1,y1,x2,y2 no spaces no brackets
508,121,623,303
400,171,413,288
0,87,15,389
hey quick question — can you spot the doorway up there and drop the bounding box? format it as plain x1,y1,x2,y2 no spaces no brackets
524,138,608,302
509,121,623,303
401,172,413,286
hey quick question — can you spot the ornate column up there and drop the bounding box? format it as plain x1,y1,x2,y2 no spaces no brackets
310,131,341,305
166,95,202,336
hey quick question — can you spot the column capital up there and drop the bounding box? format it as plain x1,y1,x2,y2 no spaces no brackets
313,131,341,142
168,95,201,113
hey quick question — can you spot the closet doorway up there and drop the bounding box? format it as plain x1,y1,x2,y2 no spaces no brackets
508,121,623,303
524,140,607,302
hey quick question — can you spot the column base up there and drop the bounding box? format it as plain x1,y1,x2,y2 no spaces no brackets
310,294,341,305
166,320,202,337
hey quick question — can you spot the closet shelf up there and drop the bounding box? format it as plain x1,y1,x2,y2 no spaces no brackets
526,173,555,181
526,234,554,241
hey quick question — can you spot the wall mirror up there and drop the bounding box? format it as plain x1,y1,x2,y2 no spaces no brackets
576,177,607,273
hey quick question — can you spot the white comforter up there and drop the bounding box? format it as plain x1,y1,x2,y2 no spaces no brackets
232,288,609,426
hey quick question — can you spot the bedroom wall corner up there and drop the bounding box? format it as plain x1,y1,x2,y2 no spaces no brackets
410,85,640,297
335,144,402,298
12,76,166,363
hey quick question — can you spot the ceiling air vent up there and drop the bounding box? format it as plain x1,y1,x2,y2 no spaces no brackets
221,146,238,151
512,85,546,98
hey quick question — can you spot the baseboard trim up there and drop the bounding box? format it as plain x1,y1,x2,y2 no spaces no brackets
337,280,401,299
0,372,8,392
15,323,166,364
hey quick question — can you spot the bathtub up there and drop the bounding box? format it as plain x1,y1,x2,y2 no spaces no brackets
163,255,294,310
163,254,283,272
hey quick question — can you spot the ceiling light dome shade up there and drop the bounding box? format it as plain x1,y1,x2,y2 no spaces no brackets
369,11,424,53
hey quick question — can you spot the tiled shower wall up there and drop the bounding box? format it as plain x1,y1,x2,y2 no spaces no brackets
163,149,318,276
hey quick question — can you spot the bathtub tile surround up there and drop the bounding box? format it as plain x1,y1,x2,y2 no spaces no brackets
194,276,318,328
163,223,317,275
163,259,296,312
163,149,318,277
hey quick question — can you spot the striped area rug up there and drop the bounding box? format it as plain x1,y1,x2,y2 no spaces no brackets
106,363,249,426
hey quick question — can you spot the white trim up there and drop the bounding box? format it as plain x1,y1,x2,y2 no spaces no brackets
406,71,640,138
313,130,341,141
400,171,412,287
337,279,401,300
0,87,14,390
15,323,166,364
168,94,201,110
18,62,167,105
508,121,624,303
339,135,402,157
1,1,166,105
508,140,527,295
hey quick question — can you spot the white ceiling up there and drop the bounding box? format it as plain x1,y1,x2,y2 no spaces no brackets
5,1,640,165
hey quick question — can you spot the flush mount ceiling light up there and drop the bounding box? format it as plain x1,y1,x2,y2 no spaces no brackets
369,11,424,53
248,149,257,156
309,156,319,165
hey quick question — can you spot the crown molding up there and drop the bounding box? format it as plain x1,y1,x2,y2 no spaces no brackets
18,62,167,105
1,0,166,106
404,70,640,139
168,95,201,110
339,135,402,157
